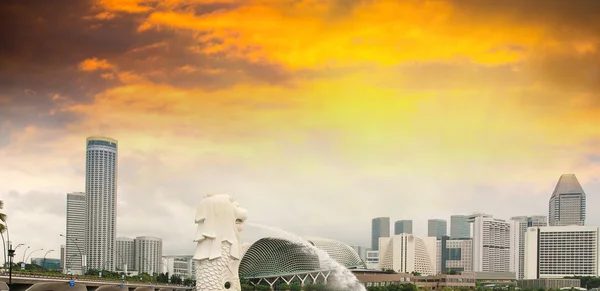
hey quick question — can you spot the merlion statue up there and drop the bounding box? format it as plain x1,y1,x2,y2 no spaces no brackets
194,194,248,291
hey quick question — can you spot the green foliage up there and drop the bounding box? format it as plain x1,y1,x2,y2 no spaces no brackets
279,284,291,290
367,283,420,291
182,278,195,286
565,276,600,289
290,284,302,291
410,271,421,276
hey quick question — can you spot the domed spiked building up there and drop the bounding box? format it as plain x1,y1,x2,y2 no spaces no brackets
239,237,365,288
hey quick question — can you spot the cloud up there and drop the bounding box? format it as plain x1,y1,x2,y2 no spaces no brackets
79,58,115,71
1,0,600,256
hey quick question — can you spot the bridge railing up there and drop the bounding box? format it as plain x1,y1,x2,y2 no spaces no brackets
1,272,190,287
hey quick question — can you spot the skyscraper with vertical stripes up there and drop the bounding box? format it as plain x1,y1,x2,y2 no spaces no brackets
549,173,586,226
66,192,86,274
85,136,118,271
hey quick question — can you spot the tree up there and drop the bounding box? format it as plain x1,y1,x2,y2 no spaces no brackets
279,284,291,290
0,200,6,266
289,284,302,291
0,200,6,233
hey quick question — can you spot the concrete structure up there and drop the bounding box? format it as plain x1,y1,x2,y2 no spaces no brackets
351,270,412,289
65,192,86,275
115,237,135,272
510,216,547,279
450,215,470,239
365,250,379,270
350,246,368,262
428,219,447,239
134,236,162,275
162,255,194,279
394,220,413,235
517,278,581,290
371,217,390,251
524,225,599,279
436,236,473,273
474,272,517,285
549,173,586,226
379,234,437,275
469,213,511,273
85,136,118,271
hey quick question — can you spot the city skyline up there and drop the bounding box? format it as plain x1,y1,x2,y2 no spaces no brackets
1,0,600,259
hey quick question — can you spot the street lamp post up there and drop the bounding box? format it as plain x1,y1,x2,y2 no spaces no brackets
109,247,128,275
25,248,44,264
21,246,30,262
42,249,54,269
60,234,85,274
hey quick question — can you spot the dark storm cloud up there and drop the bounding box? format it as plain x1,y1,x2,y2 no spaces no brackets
0,0,295,136
454,0,600,33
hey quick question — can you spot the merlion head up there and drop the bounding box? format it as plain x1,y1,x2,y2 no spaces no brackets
193,194,248,261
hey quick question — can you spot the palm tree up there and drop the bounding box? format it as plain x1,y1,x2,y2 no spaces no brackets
1,200,7,266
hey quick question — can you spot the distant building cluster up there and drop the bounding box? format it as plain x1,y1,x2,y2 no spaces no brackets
63,137,163,275
363,173,596,280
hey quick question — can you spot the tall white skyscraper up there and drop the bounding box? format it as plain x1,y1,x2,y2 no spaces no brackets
134,236,163,275
116,237,135,273
450,215,470,238
510,216,547,279
469,213,511,273
549,173,586,226
65,192,86,274
85,136,118,271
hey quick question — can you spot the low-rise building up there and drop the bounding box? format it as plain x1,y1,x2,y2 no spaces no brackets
366,250,379,270
162,255,194,279
413,273,476,289
517,278,580,290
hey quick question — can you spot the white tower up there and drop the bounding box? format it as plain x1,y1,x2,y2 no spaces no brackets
85,136,118,271
65,192,86,274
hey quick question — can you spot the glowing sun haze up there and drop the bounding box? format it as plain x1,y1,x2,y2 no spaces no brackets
1,0,599,258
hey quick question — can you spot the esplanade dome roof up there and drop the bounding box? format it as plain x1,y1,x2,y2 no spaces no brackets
239,236,365,278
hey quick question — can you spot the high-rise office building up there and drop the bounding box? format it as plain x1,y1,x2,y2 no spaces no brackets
134,236,163,275
65,192,86,274
428,219,448,239
510,216,547,279
525,226,599,278
549,173,586,226
85,136,118,271
450,215,470,238
469,213,511,273
394,220,413,235
371,217,390,251
116,237,135,272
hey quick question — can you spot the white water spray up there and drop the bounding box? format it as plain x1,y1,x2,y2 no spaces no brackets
247,222,366,291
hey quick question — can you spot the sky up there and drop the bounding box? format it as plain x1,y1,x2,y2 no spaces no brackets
1,0,600,261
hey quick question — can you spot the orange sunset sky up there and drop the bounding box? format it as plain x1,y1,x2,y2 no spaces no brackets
1,0,599,256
